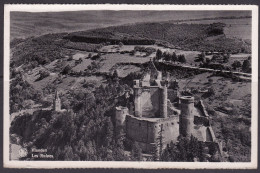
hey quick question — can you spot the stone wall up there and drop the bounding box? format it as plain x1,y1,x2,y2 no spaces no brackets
135,87,161,118
126,115,179,153
197,100,209,117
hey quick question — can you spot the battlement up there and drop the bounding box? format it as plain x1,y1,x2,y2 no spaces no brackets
126,114,178,123
180,96,194,104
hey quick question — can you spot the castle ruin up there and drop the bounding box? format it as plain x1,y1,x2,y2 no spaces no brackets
115,60,220,154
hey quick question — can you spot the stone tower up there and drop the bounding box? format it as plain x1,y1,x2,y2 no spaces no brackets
160,80,168,118
179,96,195,137
53,90,61,112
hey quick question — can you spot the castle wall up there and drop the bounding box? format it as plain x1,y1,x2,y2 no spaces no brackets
161,117,179,144
135,87,161,118
126,115,179,153
197,100,210,117
126,115,156,144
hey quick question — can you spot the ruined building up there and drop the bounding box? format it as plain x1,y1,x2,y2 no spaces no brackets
53,90,61,112
115,61,220,154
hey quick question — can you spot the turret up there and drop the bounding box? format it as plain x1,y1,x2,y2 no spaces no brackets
53,90,61,112
179,96,195,137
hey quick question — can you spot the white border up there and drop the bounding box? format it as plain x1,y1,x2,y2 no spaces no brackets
3,4,258,169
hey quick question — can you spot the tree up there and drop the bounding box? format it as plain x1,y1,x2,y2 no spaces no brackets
118,42,124,47
170,52,177,63
103,117,114,149
61,65,72,75
208,142,217,155
156,49,162,60
232,60,241,70
112,70,119,79
129,50,136,56
178,54,186,63
79,58,83,63
198,142,207,162
242,59,251,73
163,52,171,61
208,86,215,96
205,58,211,64
223,53,230,63
156,124,164,160
36,70,50,81
87,53,92,59
208,78,213,84
97,52,102,59
131,142,143,161
247,56,251,62
195,52,205,63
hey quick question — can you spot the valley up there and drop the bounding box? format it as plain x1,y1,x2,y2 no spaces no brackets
9,13,252,162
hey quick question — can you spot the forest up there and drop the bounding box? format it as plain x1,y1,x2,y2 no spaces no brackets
70,22,250,53
9,18,251,162
10,69,224,161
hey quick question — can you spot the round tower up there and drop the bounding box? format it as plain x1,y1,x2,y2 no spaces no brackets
179,96,195,137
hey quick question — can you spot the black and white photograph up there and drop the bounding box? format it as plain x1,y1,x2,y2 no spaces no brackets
3,4,258,169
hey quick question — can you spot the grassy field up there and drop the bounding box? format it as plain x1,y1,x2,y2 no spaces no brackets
177,72,251,161
179,18,251,40
178,72,250,101
100,44,251,68
98,53,149,73
111,64,141,77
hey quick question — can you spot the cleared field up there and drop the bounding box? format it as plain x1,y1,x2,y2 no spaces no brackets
204,53,251,67
99,53,149,73
72,58,93,72
100,44,251,68
72,52,92,60
101,45,201,65
60,76,104,90
177,72,251,106
100,45,135,52
112,65,141,77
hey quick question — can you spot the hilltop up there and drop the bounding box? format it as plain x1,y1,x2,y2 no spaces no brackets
10,19,251,162
11,10,251,40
